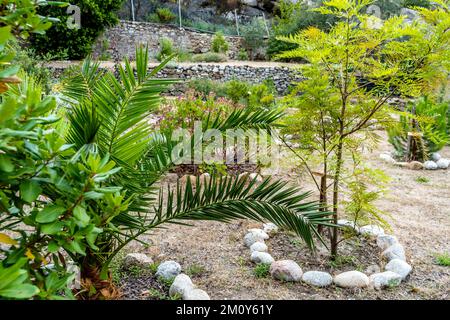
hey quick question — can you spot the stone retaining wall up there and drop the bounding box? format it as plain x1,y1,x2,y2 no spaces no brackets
47,62,300,95
93,20,244,60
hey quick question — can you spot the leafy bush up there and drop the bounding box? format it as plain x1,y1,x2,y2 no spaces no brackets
148,7,177,24
253,263,270,278
158,90,239,134
225,79,250,104
241,18,268,60
156,37,175,61
211,32,229,53
388,97,449,162
30,0,124,60
187,79,228,97
191,52,227,63
225,79,276,109
267,0,338,60
237,49,249,61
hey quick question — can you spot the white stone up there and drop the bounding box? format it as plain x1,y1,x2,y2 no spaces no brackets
337,219,358,230
382,244,406,261
376,234,398,250
155,261,182,280
123,253,153,269
182,288,210,300
365,264,381,275
270,260,303,282
359,225,385,237
244,231,267,248
263,223,279,236
431,153,441,161
169,274,194,297
250,251,274,265
334,271,370,288
249,173,263,182
302,271,333,287
381,243,406,261
379,153,396,164
436,158,449,169
249,242,268,253
247,228,269,240
385,259,412,280
424,161,438,170
369,271,403,290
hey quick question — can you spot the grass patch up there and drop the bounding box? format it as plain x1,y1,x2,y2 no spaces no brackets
186,264,206,277
415,176,430,183
328,255,359,269
253,263,271,278
147,288,181,300
435,253,450,266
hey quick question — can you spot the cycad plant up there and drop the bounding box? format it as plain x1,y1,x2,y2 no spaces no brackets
388,97,449,162
54,46,332,299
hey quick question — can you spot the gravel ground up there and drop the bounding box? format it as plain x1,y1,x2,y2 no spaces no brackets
121,131,449,300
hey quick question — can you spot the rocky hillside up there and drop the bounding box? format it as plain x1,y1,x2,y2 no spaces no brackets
118,0,303,24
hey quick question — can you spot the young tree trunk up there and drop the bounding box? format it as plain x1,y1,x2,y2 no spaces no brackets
318,173,327,234
331,139,344,259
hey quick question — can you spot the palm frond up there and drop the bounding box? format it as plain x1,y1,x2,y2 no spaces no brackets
61,57,103,103
153,175,332,249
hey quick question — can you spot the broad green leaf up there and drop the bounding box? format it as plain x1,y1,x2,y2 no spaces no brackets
73,206,90,227
0,154,13,172
36,205,66,223
0,284,39,299
40,221,64,235
20,180,42,203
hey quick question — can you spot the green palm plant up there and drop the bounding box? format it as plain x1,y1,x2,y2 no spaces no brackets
58,46,332,299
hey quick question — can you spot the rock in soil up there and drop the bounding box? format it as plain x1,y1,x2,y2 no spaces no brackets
359,225,385,237
249,242,268,253
270,260,303,282
169,274,194,297
183,288,210,300
385,259,412,280
301,271,333,287
369,271,403,290
382,244,406,261
156,261,182,280
250,251,274,264
334,271,370,288
376,234,399,250
123,253,154,269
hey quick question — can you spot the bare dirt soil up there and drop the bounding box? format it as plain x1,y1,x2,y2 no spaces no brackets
122,131,449,300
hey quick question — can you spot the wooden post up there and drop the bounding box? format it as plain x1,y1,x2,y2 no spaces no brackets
130,0,135,21
235,9,240,36
178,0,182,29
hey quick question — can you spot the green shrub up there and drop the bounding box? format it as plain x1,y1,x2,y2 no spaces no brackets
31,0,124,60
187,79,228,97
211,32,229,53
267,0,338,60
241,17,267,60
158,90,238,134
253,263,270,278
435,253,450,267
156,37,175,61
191,52,227,63
237,49,249,61
157,7,176,23
225,79,250,104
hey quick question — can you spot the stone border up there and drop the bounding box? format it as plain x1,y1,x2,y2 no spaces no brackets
244,222,412,290
380,152,450,170
122,254,211,300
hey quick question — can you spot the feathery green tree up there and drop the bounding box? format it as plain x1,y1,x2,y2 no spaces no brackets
277,0,450,257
